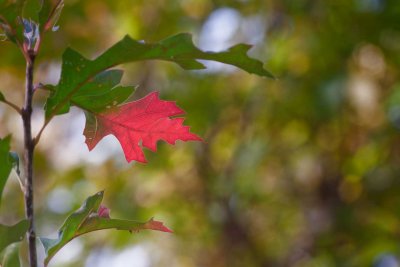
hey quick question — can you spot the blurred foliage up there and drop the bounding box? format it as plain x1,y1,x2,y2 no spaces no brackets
1,0,400,266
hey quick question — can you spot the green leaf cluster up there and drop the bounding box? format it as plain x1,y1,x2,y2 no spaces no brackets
45,33,273,118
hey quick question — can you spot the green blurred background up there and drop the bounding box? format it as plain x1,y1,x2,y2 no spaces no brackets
2,0,400,266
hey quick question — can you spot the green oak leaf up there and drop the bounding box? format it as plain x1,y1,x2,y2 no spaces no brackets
45,33,273,118
44,69,136,114
40,191,172,266
0,220,28,253
0,242,22,267
71,69,135,113
0,0,26,43
40,191,103,265
0,136,13,207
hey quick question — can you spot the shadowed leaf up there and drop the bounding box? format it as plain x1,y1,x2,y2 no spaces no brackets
40,191,103,265
44,69,135,115
0,136,13,206
0,0,26,43
0,242,21,267
45,33,273,118
0,220,28,253
72,69,136,113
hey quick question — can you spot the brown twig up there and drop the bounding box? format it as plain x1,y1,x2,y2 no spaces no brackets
22,50,37,267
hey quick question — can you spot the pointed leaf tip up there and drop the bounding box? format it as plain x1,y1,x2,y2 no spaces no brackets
145,218,174,233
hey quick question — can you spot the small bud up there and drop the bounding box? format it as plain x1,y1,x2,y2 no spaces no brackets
98,205,110,218
22,19,40,53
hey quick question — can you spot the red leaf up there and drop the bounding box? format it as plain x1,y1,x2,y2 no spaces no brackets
144,218,174,233
84,91,202,163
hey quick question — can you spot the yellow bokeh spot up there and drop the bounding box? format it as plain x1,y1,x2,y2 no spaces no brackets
288,51,310,76
339,179,363,203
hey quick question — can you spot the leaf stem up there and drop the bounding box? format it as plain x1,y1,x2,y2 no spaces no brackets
34,120,49,145
22,50,37,267
0,99,22,115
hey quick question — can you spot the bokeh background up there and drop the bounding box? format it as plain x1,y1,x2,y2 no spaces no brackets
1,0,400,266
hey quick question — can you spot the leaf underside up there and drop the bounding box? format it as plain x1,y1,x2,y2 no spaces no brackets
40,191,172,266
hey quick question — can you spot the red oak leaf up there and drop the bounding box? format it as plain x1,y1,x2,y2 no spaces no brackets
84,91,202,163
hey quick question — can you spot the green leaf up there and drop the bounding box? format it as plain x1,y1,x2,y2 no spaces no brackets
0,91,5,101
40,191,172,266
72,69,136,113
0,136,13,207
0,242,21,267
44,69,136,114
0,0,26,43
45,33,273,118
22,0,41,21
0,220,28,253
40,191,104,266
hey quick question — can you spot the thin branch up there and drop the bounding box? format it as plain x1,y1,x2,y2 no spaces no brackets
0,99,22,114
34,84,101,145
23,51,38,267
34,119,50,145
